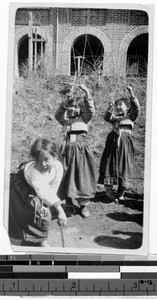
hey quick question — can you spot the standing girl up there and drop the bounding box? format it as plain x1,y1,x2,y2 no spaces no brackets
55,84,97,218
98,86,140,201
9,138,67,247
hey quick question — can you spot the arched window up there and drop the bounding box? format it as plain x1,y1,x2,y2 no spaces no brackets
126,33,148,77
18,33,45,77
71,34,104,76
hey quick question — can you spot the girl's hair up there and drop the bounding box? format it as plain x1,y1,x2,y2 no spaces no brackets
114,97,130,109
30,138,59,160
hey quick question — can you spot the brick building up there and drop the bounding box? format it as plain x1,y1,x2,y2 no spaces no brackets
14,7,149,77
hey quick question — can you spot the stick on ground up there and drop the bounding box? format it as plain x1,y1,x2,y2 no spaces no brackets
60,226,65,247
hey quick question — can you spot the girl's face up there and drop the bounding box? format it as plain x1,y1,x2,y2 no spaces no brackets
67,104,81,119
35,151,55,173
115,100,128,116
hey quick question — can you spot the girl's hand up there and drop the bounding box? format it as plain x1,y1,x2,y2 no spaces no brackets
56,205,67,226
62,92,74,107
108,99,114,109
79,84,88,92
127,86,133,93
109,99,114,106
127,86,135,99
79,84,91,100
58,218,66,227
58,211,67,226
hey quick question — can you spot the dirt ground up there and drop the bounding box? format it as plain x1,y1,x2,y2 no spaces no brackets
48,187,143,250
10,185,143,251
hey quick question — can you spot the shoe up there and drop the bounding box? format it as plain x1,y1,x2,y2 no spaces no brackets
117,190,125,201
65,205,76,217
65,198,76,216
105,190,116,201
118,195,125,201
114,198,119,204
117,184,126,200
80,206,90,218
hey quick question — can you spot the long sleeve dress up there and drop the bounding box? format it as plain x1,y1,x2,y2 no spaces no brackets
98,96,140,189
55,98,97,201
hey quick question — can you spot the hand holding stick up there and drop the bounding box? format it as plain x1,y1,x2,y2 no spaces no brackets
56,205,67,226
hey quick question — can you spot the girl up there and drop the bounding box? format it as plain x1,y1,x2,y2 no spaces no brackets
9,138,67,247
55,84,97,218
98,86,140,201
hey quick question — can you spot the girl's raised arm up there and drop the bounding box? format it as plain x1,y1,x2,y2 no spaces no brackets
127,86,140,121
79,84,95,123
55,92,73,125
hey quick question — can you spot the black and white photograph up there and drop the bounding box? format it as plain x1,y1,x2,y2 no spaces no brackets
2,2,153,254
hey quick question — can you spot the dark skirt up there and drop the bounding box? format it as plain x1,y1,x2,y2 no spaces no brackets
58,133,97,200
98,130,134,188
9,170,51,244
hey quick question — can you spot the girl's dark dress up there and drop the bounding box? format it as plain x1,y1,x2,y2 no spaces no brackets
98,96,140,189
55,98,97,201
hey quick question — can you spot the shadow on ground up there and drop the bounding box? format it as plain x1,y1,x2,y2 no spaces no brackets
94,230,143,249
94,190,143,212
93,191,113,204
106,212,143,226
118,199,143,212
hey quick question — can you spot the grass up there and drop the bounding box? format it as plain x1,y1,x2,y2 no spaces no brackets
11,68,147,195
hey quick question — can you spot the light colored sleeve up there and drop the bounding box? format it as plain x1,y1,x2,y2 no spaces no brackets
49,161,63,195
29,162,63,207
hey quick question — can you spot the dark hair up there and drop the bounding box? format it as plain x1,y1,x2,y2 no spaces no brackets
30,138,59,160
114,97,130,109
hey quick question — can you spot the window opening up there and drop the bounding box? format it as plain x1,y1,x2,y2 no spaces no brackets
126,33,148,77
70,34,104,76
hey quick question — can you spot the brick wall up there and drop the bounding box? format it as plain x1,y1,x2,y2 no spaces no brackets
15,8,50,25
15,7,149,76
129,10,148,25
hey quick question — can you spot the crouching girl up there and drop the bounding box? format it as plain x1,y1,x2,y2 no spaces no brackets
9,138,67,247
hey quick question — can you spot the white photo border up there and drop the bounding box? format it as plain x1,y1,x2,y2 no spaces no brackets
2,1,154,255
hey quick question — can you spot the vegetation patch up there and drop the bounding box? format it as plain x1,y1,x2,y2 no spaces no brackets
11,66,146,196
